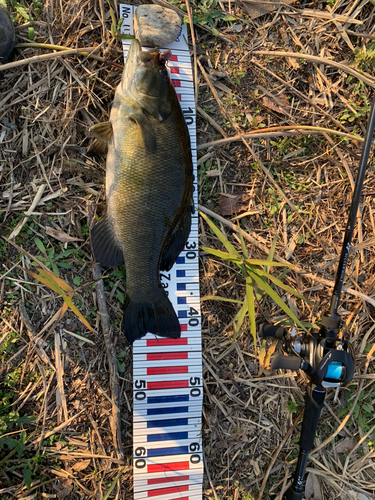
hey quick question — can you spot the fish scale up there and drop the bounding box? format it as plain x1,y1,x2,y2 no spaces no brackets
119,5,203,500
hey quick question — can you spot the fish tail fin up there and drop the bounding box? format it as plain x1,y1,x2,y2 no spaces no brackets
123,289,181,343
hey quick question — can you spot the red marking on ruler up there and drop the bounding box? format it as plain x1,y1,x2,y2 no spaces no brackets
147,353,188,360
177,94,181,101
148,485,189,497
147,338,187,346
172,80,181,87
180,324,188,331
147,380,189,390
148,462,190,473
170,55,178,61
170,67,180,74
148,475,189,485
147,366,188,375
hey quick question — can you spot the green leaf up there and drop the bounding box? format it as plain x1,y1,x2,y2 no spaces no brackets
200,212,239,257
28,25,35,41
16,431,27,458
200,246,240,262
34,237,46,254
249,270,307,331
23,464,32,488
57,262,72,269
266,232,278,273
245,259,289,268
221,14,237,21
73,276,82,286
117,34,136,39
245,277,256,347
201,295,243,305
233,300,248,341
62,295,94,333
102,465,128,500
116,359,125,373
15,5,30,21
48,246,55,260
51,263,59,276
255,268,310,303
116,290,125,305
236,219,248,259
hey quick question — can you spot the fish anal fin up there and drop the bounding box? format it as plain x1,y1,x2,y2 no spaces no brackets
91,215,124,267
90,122,113,143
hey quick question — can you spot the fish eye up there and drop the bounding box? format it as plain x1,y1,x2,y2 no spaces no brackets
159,68,167,77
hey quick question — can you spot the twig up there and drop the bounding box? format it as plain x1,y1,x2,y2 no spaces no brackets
257,408,303,500
93,263,124,460
251,50,375,88
15,42,125,68
185,0,198,110
197,125,364,150
0,47,97,72
197,105,228,138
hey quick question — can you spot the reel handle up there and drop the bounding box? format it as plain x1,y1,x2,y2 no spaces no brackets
271,354,302,371
259,323,285,339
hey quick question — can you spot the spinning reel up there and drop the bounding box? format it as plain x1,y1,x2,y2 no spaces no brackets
259,94,375,500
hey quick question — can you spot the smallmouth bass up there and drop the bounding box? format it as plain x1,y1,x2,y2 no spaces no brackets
90,39,193,342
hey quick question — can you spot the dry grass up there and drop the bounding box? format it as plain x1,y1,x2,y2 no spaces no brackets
1,0,375,499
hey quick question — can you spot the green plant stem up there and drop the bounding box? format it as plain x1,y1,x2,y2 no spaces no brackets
197,125,363,150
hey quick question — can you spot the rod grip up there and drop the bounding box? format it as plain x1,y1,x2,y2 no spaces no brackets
272,354,301,371
259,323,285,339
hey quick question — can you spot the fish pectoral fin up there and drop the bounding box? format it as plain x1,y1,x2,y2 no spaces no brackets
90,122,113,143
129,109,157,154
87,138,108,156
91,215,124,267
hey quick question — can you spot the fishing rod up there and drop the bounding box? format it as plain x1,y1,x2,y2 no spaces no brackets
259,93,375,500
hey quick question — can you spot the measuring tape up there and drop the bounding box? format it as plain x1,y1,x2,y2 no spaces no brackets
120,6,203,499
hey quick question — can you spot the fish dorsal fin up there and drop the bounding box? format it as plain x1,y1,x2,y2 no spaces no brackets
128,104,157,153
91,214,124,267
90,122,113,143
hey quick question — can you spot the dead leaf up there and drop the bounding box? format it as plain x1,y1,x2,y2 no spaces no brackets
72,459,91,471
219,193,251,216
242,0,296,20
305,472,323,500
263,93,291,116
45,226,83,243
335,437,358,454
56,478,73,498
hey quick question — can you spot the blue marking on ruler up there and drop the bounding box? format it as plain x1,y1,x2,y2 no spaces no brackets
178,310,187,318
177,270,186,277
148,446,189,457
178,297,187,304
147,418,188,428
147,406,188,415
177,283,186,290
148,395,189,404
176,257,185,264
147,432,188,442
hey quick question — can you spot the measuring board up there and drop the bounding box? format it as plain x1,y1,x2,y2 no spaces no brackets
119,5,203,500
